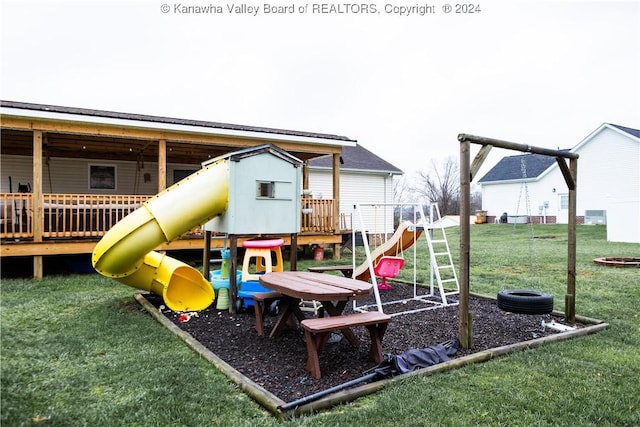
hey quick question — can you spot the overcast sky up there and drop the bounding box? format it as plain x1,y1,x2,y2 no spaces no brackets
1,0,639,180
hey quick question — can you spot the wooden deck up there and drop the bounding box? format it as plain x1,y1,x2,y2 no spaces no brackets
1,193,347,257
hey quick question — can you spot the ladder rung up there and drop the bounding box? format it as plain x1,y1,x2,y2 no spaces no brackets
433,252,449,256
437,265,454,270
440,279,458,283
430,239,447,244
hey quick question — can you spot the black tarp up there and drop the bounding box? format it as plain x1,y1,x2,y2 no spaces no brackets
374,338,460,378
280,338,460,411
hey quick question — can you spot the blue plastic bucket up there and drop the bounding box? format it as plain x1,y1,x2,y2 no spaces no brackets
237,280,272,308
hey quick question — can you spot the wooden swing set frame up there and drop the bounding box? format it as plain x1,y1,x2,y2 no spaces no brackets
458,134,579,349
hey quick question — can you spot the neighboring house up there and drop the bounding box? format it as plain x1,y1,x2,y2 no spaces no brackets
308,143,403,234
478,123,640,243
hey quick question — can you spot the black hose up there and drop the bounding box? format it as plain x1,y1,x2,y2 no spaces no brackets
279,372,380,411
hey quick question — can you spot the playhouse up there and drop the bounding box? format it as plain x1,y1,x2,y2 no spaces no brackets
203,145,303,311
203,144,302,235
92,144,302,312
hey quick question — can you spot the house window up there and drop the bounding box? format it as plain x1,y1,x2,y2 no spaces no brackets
559,194,569,210
89,164,116,190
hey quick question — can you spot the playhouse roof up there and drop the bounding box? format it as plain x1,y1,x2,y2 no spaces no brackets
203,144,302,167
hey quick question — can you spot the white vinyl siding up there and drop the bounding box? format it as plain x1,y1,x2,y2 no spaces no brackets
481,170,563,222
1,155,201,195
576,127,639,213
309,169,395,232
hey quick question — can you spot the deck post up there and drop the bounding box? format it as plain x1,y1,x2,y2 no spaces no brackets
332,153,341,258
32,130,44,279
158,139,167,191
302,160,310,193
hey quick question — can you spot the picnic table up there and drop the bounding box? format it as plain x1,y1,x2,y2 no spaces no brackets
259,271,390,378
258,271,372,344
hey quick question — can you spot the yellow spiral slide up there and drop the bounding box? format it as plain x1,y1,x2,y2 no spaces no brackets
92,159,229,312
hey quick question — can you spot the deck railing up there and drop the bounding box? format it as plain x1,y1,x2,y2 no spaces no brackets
300,198,335,233
1,193,339,240
1,193,33,239
42,194,151,238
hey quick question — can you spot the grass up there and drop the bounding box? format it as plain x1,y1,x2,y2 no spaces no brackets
2,224,639,426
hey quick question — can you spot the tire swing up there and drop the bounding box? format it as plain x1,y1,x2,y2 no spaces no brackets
497,156,553,315
497,289,553,314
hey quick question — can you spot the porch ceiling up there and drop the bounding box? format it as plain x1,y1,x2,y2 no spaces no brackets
1,129,334,165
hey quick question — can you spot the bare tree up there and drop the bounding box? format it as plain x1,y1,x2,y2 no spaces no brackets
393,174,413,204
411,156,460,215
470,186,483,212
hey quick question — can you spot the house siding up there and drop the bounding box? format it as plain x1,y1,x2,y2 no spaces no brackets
1,155,32,193
580,127,640,242
576,127,639,214
481,169,562,224
309,170,395,232
1,155,201,195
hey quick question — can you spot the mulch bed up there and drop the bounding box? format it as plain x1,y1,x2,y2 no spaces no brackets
144,283,570,403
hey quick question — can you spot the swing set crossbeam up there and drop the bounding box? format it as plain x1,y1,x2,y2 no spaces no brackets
458,134,579,159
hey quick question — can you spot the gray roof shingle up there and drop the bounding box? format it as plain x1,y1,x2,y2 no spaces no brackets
478,153,557,183
610,123,640,139
309,143,403,174
0,100,355,142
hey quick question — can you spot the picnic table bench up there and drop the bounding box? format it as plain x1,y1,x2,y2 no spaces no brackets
301,311,391,378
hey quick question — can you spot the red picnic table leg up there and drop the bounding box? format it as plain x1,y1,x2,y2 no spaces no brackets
269,296,306,338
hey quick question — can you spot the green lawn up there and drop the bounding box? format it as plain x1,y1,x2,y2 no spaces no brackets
2,225,639,426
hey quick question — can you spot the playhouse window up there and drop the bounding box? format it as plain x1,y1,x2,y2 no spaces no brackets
257,181,275,198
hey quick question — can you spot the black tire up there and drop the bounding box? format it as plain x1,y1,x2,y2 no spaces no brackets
497,289,554,315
